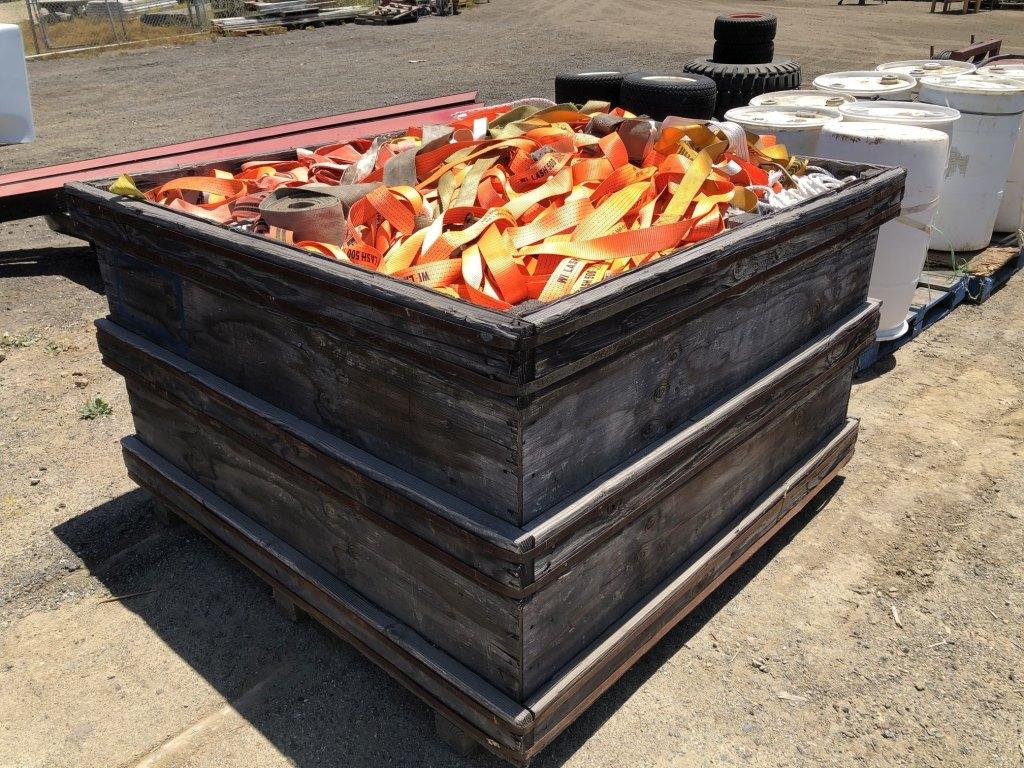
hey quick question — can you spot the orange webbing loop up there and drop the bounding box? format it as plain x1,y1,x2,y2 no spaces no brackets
140,104,794,309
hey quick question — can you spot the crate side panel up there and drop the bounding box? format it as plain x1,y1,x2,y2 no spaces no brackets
96,321,525,587
520,231,876,521
126,382,524,698
68,188,530,383
520,370,853,695
97,242,523,522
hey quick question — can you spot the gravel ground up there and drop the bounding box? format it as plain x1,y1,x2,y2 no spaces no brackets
2,2,1024,767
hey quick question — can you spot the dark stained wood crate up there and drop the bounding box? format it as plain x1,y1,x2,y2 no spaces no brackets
121,417,860,765
97,300,878,704
66,158,903,525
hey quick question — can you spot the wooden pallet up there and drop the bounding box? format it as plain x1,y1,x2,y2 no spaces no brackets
857,270,968,371
962,242,1024,304
122,418,859,765
353,9,418,23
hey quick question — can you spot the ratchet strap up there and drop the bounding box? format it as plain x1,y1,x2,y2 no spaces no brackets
141,103,790,309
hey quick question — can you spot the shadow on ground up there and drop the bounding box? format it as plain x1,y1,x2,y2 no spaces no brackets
0,245,102,293
52,476,843,767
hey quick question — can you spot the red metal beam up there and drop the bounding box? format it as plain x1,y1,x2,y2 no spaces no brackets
0,92,480,224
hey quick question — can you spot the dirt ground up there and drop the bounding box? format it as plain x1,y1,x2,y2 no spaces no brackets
2,2,1024,767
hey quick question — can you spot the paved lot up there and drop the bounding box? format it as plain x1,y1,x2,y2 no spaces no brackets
2,2,1024,767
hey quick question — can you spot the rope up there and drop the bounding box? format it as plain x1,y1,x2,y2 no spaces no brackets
750,165,854,214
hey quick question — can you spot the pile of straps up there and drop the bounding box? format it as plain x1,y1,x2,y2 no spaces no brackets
138,102,810,309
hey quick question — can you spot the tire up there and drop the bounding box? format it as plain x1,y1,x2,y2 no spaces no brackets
713,40,775,64
683,57,801,119
555,71,627,106
713,12,777,45
619,73,718,121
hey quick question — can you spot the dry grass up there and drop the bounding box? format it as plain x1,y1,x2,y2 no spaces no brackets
19,13,203,55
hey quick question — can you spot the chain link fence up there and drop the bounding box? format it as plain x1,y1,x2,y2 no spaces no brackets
20,0,209,53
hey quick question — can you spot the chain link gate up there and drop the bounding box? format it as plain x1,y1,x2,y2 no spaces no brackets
23,0,207,53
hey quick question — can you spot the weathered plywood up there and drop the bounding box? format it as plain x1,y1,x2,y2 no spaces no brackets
121,417,858,766
519,231,878,519
126,381,524,697
98,302,877,600
70,163,899,524
519,369,854,695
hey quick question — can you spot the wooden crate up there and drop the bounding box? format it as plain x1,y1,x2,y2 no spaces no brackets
97,299,877,761
122,419,859,764
66,159,903,526
66,138,898,763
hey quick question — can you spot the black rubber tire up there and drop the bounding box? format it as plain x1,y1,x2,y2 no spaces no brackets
713,12,778,45
619,73,718,121
555,71,627,106
933,49,954,60
713,40,775,64
683,57,801,119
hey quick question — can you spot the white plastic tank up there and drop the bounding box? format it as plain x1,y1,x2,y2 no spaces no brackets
748,90,854,109
837,101,960,133
812,71,916,101
722,105,842,156
977,63,1024,232
817,122,949,341
876,60,977,95
919,74,1024,251
0,24,35,144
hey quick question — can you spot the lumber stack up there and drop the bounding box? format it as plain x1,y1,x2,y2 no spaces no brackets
212,1,362,32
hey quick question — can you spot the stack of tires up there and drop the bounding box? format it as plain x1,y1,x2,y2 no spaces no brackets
555,70,718,121
684,13,801,119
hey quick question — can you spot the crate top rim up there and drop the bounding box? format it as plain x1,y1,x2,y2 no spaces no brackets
66,157,903,333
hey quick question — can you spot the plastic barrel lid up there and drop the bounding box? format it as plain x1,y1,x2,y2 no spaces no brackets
973,64,1024,83
724,105,841,129
920,73,1024,94
812,70,916,97
838,100,960,126
877,59,976,78
749,90,854,108
821,121,949,144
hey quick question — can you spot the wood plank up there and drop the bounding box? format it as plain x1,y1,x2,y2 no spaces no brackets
520,370,855,695
97,301,874,594
95,318,527,581
68,184,532,384
116,418,856,765
525,419,859,755
522,188,896,385
522,302,877,582
518,234,878,520
126,382,524,697
120,437,534,757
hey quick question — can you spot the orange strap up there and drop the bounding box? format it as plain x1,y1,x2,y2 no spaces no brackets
140,105,790,308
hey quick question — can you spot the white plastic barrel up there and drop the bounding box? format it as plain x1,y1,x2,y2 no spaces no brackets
0,24,35,144
876,60,976,95
977,63,1024,232
813,71,916,101
837,101,960,133
748,90,854,109
919,74,1024,251
722,105,842,156
817,122,949,341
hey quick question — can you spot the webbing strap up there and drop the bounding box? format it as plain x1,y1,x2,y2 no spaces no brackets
141,105,791,308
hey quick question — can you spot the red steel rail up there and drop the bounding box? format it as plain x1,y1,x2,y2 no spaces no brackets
0,92,481,224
